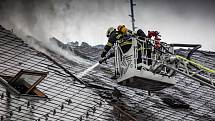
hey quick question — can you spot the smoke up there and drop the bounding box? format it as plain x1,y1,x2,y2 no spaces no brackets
0,0,50,40
0,0,129,45
25,35,91,65
0,0,111,65
0,0,214,51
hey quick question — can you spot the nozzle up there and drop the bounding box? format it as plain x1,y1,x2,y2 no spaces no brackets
99,52,115,64
99,57,108,64
99,59,104,64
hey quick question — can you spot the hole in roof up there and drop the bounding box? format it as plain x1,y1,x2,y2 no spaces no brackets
0,69,48,99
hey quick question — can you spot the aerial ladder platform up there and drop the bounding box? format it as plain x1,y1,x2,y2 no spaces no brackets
100,33,215,91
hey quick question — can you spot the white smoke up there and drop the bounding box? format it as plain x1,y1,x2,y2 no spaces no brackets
0,0,129,46
25,36,91,65
0,0,214,51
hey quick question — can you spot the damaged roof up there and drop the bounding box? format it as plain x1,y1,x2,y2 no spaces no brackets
0,25,215,121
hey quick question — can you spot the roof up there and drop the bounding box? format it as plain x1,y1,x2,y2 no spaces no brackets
0,25,113,121
0,25,215,121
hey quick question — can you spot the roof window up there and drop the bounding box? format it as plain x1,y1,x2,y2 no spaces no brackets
0,69,48,99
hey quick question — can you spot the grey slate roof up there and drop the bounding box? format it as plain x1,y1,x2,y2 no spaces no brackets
0,25,215,121
0,25,113,121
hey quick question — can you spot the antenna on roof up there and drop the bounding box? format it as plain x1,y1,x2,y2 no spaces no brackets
129,0,136,31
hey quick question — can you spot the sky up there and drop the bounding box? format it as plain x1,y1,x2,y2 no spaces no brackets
0,0,214,51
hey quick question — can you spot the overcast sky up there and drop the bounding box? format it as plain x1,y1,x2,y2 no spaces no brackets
0,0,214,51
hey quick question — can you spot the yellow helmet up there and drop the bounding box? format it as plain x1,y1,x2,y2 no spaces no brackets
117,25,128,34
106,27,116,37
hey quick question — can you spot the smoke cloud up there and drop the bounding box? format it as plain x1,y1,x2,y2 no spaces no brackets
0,0,129,44
26,36,91,65
0,0,214,51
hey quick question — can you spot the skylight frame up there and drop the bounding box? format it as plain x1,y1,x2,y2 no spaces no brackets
9,69,48,94
0,69,48,99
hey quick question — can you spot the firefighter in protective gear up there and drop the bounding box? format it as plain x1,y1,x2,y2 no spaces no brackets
136,29,150,64
101,26,133,79
101,25,133,58
148,31,161,48
101,25,149,63
101,25,153,65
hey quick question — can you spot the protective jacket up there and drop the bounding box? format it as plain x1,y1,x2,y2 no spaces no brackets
102,31,133,57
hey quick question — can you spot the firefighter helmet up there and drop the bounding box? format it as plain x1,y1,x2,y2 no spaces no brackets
106,27,116,37
117,25,128,34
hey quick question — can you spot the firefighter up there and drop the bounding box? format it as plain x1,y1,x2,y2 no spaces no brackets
101,25,133,79
101,25,154,71
136,29,153,65
136,30,162,65
101,25,150,65
101,25,133,58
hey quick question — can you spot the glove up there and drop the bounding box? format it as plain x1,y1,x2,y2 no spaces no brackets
101,51,107,58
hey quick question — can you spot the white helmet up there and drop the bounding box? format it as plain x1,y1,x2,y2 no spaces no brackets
106,27,116,37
